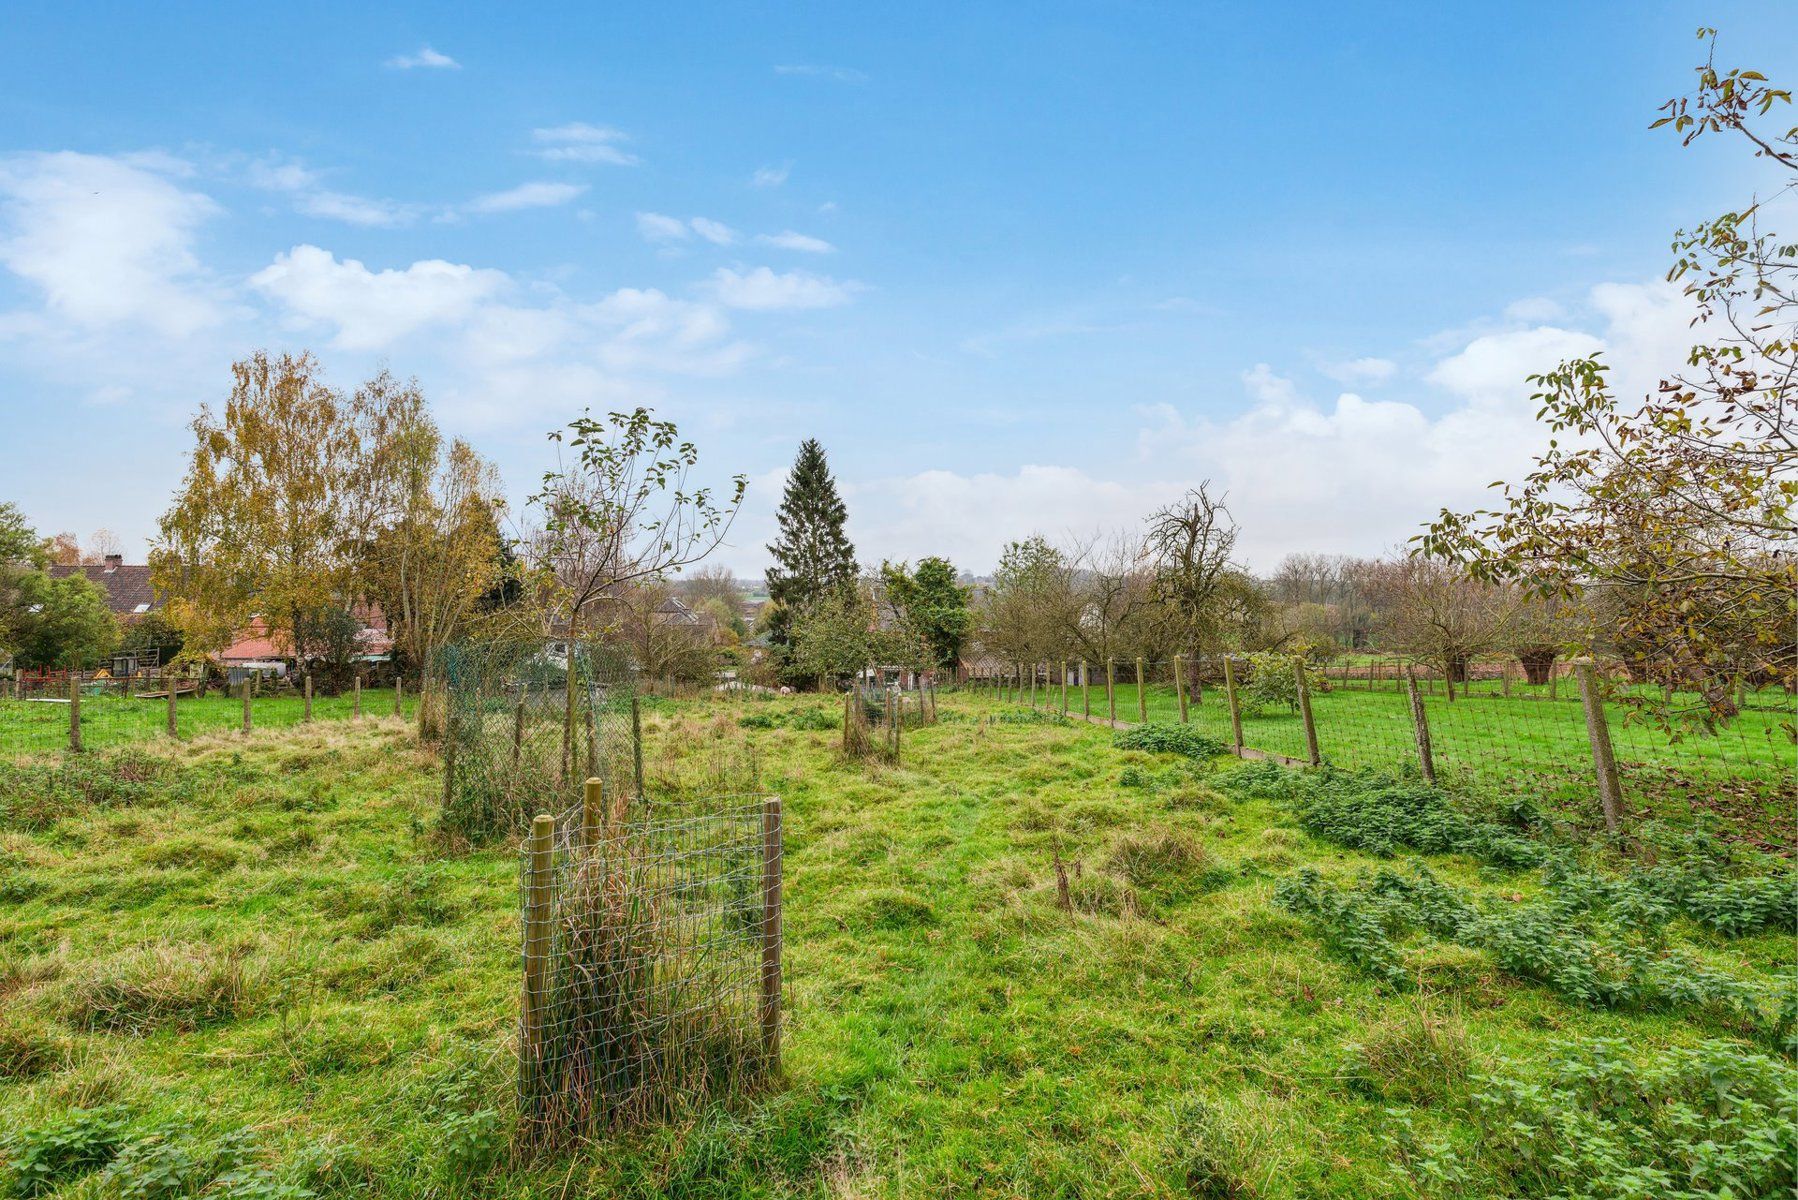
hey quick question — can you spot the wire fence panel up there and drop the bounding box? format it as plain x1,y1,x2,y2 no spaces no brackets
0,672,412,761
519,792,779,1143
439,639,640,844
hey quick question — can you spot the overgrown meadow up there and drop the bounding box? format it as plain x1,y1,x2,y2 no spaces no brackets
1,691,1792,1198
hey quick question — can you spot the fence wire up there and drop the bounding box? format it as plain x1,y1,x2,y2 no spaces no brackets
519,791,776,1142
975,653,1796,846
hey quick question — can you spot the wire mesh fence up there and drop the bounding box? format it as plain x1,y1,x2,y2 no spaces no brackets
518,790,781,1143
974,653,1796,846
0,669,412,761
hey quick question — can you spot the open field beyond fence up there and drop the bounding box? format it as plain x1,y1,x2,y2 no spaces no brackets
0,687,416,757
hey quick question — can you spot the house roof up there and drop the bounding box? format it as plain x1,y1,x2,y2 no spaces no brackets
217,605,394,663
47,559,156,619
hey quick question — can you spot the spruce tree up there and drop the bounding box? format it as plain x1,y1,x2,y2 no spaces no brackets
765,439,858,637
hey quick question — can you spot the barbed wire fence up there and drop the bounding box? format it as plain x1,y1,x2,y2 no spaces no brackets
971,652,1796,848
0,668,412,761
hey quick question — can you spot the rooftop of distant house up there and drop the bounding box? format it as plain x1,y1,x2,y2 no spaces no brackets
47,555,156,619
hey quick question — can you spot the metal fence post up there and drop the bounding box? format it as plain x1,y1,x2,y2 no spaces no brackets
1174,653,1189,723
1573,659,1625,834
1294,659,1320,767
1405,666,1436,785
68,672,82,753
761,795,784,1069
1222,656,1244,755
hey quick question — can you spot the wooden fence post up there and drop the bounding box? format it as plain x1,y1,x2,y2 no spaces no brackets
241,677,252,734
582,777,603,849
353,675,362,718
562,657,576,785
394,677,403,717
441,702,458,811
165,672,178,739
522,813,555,1096
761,795,784,1069
1136,657,1147,723
1294,659,1320,767
1106,658,1116,724
1060,660,1068,715
303,673,313,722
1222,656,1244,755
68,673,82,753
631,695,646,799
1080,660,1090,718
1405,666,1436,785
1573,659,1625,834
1174,653,1189,723
512,683,527,773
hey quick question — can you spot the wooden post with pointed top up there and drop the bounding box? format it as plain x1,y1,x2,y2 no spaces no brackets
1222,656,1244,755
1294,659,1320,766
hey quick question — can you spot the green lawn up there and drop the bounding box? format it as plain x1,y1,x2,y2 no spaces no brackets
0,687,415,757
1,694,1792,1198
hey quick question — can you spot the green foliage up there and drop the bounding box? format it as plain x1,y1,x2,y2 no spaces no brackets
879,556,972,670
11,569,119,670
1411,1037,1798,1199
1225,764,1544,868
1,1107,129,1198
765,438,857,630
1113,722,1227,761
1239,650,1323,714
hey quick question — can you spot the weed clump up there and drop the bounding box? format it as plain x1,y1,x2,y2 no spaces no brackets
1113,723,1227,761
60,943,265,1034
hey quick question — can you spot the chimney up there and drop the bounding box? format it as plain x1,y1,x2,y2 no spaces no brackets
103,554,122,572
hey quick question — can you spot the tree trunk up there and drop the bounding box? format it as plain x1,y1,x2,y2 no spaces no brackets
1517,648,1557,687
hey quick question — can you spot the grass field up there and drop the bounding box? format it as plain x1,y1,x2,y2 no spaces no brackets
0,687,415,756
1008,678,1795,845
1,693,1793,1198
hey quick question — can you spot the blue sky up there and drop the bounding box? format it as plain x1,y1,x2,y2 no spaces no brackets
1,2,1791,575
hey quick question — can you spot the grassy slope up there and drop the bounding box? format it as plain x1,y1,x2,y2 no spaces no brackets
0,694,1790,1198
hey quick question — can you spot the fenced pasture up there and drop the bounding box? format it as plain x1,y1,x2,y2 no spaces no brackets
973,656,1795,847
0,678,413,759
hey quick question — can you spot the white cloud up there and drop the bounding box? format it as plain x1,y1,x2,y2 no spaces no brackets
773,64,869,84
635,212,691,243
465,181,587,214
386,46,460,70
750,164,790,188
1504,296,1564,322
1321,356,1397,385
757,230,835,254
0,151,224,335
246,158,416,228
529,123,638,166
1425,325,1602,404
709,266,860,311
689,217,737,246
249,245,510,350
1240,362,1299,405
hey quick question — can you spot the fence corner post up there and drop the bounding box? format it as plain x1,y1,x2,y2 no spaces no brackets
760,794,784,1070
1222,656,1245,755
68,672,82,753
1573,658,1625,834
1405,666,1436,785
1294,658,1320,767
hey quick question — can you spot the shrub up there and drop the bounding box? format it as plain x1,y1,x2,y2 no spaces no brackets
1239,651,1324,715
1113,723,1227,760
